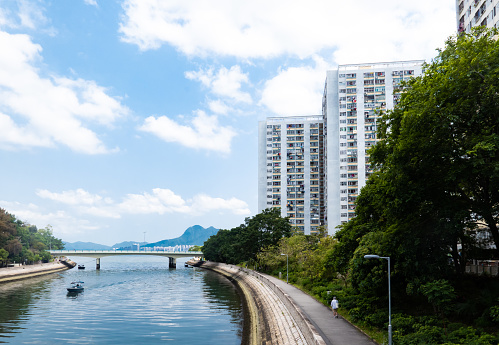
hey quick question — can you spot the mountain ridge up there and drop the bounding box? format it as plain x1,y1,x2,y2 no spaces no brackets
63,225,218,250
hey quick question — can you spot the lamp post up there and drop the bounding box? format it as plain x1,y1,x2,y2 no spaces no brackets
364,254,392,345
280,253,288,283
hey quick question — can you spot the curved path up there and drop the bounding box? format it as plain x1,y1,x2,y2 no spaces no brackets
195,261,377,345
261,272,377,345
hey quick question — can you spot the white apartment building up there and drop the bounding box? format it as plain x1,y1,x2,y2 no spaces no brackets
258,116,326,234
258,61,424,236
323,61,424,234
457,0,499,33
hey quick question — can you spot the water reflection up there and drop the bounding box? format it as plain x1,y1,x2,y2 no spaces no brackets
0,258,243,345
0,274,62,341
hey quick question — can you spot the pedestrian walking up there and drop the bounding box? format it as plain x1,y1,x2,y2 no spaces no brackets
331,296,339,318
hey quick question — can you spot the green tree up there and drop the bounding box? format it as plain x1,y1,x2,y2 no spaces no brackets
0,248,8,267
371,27,499,257
334,28,499,289
203,208,292,264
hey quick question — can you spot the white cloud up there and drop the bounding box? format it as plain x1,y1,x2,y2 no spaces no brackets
17,0,48,30
119,189,250,216
84,0,98,7
260,56,331,116
32,187,250,218
0,30,128,154
119,0,455,62
138,110,236,154
36,188,110,206
119,188,189,215
190,194,251,216
0,200,99,236
208,99,231,115
185,65,252,104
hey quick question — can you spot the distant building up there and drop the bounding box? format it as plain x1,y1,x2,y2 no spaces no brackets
258,115,326,234
258,61,424,236
457,0,499,34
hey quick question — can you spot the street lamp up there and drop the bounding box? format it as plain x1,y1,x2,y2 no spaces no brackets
280,253,288,283
364,254,392,345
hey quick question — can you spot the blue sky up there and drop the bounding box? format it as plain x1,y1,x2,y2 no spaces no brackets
0,0,455,245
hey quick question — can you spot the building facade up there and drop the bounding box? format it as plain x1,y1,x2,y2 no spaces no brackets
258,116,326,234
258,61,424,235
324,61,424,233
457,0,499,33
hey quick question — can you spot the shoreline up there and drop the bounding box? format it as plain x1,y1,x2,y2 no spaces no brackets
0,260,76,283
189,260,326,345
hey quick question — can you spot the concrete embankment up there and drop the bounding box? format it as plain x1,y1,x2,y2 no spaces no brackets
188,260,326,345
0,260,76,283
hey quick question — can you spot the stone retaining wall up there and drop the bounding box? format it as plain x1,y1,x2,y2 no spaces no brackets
193,261,326,345
0,260,75,283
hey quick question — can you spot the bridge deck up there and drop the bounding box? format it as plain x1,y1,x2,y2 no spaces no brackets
49,250,203,259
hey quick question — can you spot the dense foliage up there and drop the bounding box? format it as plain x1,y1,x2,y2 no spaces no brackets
253,29,499,344
202,208,292,264
322,28,499,344
0,208,63,266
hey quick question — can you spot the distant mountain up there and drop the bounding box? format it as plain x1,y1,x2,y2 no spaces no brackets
142,225,218,248
62,226,218,250
63,241,111,250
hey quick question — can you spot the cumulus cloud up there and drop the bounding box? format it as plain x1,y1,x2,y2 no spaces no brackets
0,30,128,154
36,188,111,206
34,187,250,218
138,110,236,154
119,188,189,215
190,194,251,216
260,56,331,116
84,0,98,7
0,200,99,236
119,0,455,62
208,99,231,115
185,65,252,104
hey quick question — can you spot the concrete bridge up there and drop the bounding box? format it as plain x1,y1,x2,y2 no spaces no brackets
49,250,203,269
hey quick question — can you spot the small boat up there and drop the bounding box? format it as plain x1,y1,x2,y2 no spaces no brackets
78,264,85,269
67,281,84,292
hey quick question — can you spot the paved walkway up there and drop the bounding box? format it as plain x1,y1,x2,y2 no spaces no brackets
262,273,377,345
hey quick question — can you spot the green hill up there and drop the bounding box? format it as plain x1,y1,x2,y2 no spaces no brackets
142,225,218,248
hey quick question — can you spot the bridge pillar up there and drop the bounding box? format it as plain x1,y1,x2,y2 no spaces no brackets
169,257,176,268
96,258,101,270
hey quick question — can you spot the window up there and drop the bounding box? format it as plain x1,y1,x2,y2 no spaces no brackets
364,80,374,85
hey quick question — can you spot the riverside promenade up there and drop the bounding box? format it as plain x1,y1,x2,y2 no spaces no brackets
194,261,377,345
0,260,75,283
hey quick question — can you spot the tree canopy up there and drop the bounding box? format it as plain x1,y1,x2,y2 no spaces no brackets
330,27,499,297
0,208,63,266
202,208,292,264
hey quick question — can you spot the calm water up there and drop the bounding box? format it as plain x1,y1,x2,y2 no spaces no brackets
0,256,243,344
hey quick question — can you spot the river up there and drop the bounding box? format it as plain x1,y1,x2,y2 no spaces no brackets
0,256,243,344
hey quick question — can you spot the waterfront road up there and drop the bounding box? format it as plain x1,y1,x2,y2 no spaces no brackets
262,273,378,345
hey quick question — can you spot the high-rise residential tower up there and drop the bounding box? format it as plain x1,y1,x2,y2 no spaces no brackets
258,116,326,234
457,0,499,33
323,61,424,233
258,61,424,235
